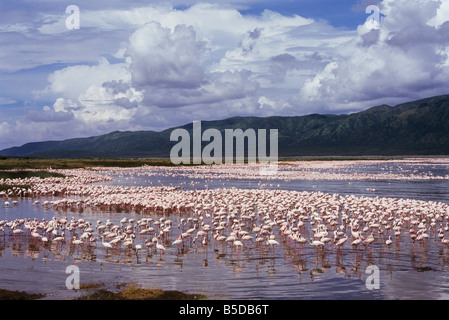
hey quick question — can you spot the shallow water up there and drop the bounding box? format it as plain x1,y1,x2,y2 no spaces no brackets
1,159,449,300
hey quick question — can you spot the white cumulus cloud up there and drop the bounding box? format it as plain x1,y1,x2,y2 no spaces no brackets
298,0,449,112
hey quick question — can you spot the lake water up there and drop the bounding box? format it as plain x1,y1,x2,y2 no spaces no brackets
1,159,449,300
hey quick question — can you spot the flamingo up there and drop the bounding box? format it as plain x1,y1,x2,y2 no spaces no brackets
109,236,121,250
88,235,97,246
123,236,134,254
41,236,49,246
30,229,42,244
72,236,83,245
101,235,113,252
233,239,244,254
156,240,166,257
320,236,331,249
266,236,280,255
53,234,65,249
134,243,142,257
12,227,24,241
2,162,449,286
144,239,154,253
363,233,375,250
310,239,324,248
242,234,253,243
335,234,348,253
267,235,279,246
441,237,449,246
351,227,361,239
351,237,362,252
71,236,84,254
215,233,227,251
385,236,393,248
172,237,183,252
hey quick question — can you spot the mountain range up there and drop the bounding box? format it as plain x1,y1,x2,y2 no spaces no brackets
2,94,449,159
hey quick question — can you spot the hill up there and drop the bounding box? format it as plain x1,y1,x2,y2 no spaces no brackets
1,94,449,158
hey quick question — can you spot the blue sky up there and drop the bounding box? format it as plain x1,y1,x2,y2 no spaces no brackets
0,0,448,150
239,0,371,28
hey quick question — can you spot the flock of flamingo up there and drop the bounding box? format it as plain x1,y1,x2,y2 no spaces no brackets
134,160,449,182
1,161,449,267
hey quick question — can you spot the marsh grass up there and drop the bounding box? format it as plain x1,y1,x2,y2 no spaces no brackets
0,288,46,300
77,281,209,300
0,170,66,179
0,158,175,170
0,156,400,171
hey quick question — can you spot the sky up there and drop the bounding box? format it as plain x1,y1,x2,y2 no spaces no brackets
1,0,449,150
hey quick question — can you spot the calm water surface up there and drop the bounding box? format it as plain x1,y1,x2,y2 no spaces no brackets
1,160,449,300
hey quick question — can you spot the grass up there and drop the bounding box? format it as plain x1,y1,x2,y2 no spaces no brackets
0,155,415,172
0,288,46,300
0,170,66,179
77,282,209,300
0,157,275,169
0,157,175,170
0,155,414,171
0,157,375,171
0,282,208,300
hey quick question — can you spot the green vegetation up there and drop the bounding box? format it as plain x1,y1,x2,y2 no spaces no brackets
0,157,282,170
0,282,208,300
0,288,46,300
0,158,175,170
0,170,66,179
78,282,208,300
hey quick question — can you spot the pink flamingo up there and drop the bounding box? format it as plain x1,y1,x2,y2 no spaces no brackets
71,236,84,254
335,234,348,254
156,239,166,257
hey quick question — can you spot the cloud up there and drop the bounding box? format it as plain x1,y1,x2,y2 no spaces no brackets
38,57,131,100
113,97,138,109
269,53,300,83
26,106,74,122
297,0,449,112
3,1,449,150
429,0,449,26
0,2,357,150
53,98,82,113
0,97,17,105
32,57,143,125
239,27,263,56
127,21,205,90
0,119,80,149
124,20,260,110
139,69,259,108
102,80,132,95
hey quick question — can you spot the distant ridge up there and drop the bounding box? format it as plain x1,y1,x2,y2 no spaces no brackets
2,94,449,158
